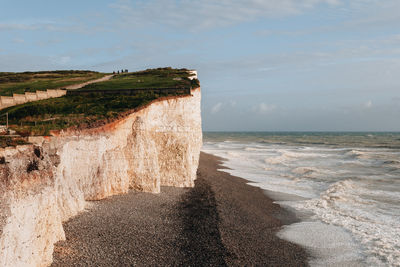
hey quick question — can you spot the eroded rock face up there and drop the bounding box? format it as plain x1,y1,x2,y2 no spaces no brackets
0,146,64,267
0,88,202,267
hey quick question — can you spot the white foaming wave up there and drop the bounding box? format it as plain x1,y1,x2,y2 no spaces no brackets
264,150,305,165
204,140,400,266
217,143,232,149
280,150,307,158
292,167,318,175
344,149,380,161
244,146,271,152
249,179,317,199
263,149,330,166
362,185,400,201
295,179,400,266
243,143,270,150
226,151,240,157
265,156,287,165
214,141,247,150
290,167,340,180
204,147,319,198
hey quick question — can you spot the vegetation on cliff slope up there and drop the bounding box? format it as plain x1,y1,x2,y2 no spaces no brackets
1,93,159,136
0,70,106,96
0,68,199,137
0,136,28,148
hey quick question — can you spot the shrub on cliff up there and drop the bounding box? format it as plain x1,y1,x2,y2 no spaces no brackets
0,92,161,136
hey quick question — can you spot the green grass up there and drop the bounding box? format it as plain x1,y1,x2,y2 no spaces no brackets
0,70,106,96
0,91,186,136
78,67,199,91
0,67,198,137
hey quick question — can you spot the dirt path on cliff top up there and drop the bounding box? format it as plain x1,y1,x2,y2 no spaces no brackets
61,74,113,90
52,152,308,266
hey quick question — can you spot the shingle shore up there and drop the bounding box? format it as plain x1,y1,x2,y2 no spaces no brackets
52,152,308,266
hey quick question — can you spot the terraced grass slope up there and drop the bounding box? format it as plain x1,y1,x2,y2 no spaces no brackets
0,70,106,96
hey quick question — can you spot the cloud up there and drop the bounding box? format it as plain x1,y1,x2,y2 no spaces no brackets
0,20,59,32
0,23,38,31
36,39,62,47
0,54,81,72
345,0,400,27
110,0,341,31
392,97,400,103
59,56,72,65
364,100,373,108
0,18,103,34
13,38,25,44
211,102,223,114
252,103,276,114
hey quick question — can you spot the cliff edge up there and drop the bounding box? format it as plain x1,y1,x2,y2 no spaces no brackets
0,87,202,267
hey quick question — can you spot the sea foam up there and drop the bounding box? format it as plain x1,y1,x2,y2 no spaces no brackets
203,133,400,266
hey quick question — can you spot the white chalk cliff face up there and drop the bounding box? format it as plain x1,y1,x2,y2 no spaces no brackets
0,88,202,267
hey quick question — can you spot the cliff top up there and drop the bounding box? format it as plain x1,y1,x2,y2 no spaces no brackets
77,67,199,91
0,70,106,96
0,67,199,141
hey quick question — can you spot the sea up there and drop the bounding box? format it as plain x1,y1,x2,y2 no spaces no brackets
202,132,400,267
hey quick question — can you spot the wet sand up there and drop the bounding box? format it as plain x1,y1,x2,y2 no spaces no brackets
52,152,309,266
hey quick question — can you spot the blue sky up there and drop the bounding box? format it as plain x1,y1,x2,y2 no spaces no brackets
1,0,400,131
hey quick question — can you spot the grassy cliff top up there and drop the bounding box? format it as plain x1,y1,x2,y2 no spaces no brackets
78,67,199,91
0,67,199,137
0,70,106,96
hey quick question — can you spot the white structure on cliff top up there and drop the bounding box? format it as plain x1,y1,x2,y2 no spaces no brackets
188,70,198,80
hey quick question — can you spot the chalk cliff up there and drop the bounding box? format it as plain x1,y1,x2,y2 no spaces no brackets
0,88,202,267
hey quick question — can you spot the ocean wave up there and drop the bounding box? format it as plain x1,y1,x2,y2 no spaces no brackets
204,138,400,265
264,149,327,165
291,167,317,175
296,180,400,266
244,146,270,152
264,156,284,165
383,160,400,166
345,149,369,158
226,151,240,157
264,154,297,165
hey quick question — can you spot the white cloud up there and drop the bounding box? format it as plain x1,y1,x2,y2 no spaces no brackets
0,54,64,71
0,19,60,32
0,23,38,31
0,18,102,34
364,100,373,108
13,38,25,44
252,103,276,114
211,102,223,114
60,56,71,65
110,0,341,31
258,67,280,72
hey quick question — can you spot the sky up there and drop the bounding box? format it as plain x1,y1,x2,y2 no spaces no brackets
1,0,400,131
